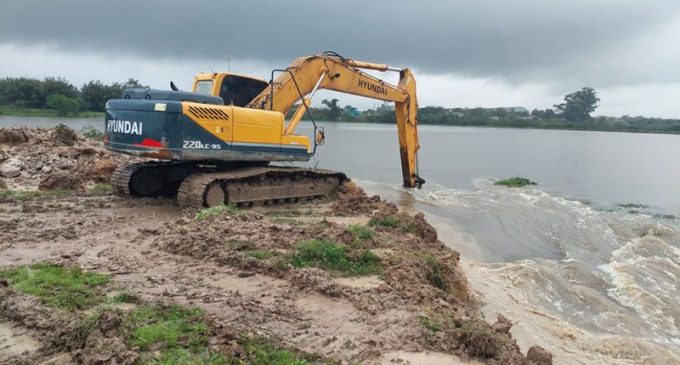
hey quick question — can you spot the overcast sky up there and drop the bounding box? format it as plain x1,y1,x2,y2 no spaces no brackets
1,0,679,117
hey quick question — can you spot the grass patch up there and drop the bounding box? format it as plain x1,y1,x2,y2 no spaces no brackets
195,204,238,221
0,189,71,202
368,215,400,228
145,348,228,365
124,304,209,352
494,177,537,187
264,208,313,217
424,255,448,291
346,224,375,244
239,336,312,365
122,304,313,364
90,183,113,195
0,263,109,310
244,249,278,260
419,315,441,333
112,292,142,304
291,239,382,276
368,214,418,235
269,217,305,225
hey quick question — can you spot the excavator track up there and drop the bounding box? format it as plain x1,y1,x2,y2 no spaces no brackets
177,166,346,208
111,162,139,195
111,161,200,197
111,162,347,208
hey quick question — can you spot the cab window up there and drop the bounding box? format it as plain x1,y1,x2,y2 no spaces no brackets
219,76,268,107
194,80,213,95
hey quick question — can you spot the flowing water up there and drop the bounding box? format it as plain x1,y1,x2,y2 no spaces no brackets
3,116,680,364
303,122,680,364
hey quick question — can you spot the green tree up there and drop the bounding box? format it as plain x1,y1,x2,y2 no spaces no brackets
321,98,342,120
0,77,79,109
46,94,81,116
0,77,44,108
122,78,147,89
41,77,79,101
80,81,124,112
554,87,600,122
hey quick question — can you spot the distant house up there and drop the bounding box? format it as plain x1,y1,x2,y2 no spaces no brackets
498,107,529,114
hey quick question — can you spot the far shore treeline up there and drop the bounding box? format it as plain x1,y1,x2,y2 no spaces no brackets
301,88,680,134
0,77,145,117
1,76,679,134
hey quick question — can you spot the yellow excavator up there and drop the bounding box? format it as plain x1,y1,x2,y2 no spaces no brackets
105,51,424,207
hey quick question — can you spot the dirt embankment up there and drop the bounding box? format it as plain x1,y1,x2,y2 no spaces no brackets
0,125,134,191
0,126,552,365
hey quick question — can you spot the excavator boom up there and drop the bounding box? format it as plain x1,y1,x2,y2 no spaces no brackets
248,53,424,188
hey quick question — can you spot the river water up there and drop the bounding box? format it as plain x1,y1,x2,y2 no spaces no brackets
2,116,680,364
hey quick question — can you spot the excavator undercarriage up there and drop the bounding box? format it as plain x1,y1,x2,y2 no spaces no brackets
111,162,346,208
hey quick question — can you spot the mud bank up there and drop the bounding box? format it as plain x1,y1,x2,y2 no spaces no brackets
0,126,551,364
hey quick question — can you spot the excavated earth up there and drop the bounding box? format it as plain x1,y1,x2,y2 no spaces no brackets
0,126,552,365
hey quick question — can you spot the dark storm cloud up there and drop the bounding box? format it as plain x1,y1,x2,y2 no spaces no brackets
1,0,679,81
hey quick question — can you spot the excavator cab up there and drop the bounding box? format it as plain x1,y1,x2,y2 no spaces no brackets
193,73,268,107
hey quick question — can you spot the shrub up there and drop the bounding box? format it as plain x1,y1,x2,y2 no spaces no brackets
368,215,400,228
81,125,103,139
424,254,448,291
46,94,81,116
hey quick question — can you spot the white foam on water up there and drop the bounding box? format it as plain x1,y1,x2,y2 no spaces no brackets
358,180,680,363
465,260,680,365
599,235,680,341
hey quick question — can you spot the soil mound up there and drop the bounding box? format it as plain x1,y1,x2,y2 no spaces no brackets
39,171,83,190
53,124,79,146
0,127,135,190
0,128,31,144
331,181,385,215
527,345,553,365
90,159,119,182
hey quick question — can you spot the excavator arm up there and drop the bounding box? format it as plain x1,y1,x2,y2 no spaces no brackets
248,52,425,188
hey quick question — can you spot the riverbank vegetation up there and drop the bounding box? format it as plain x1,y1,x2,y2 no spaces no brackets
300,87,680,134
0,77,144,117
3,76,678,135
